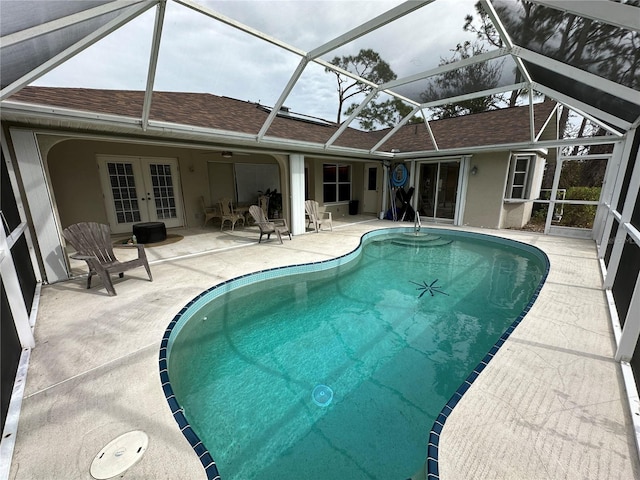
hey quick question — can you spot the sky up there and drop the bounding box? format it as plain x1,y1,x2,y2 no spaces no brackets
31,0,483,123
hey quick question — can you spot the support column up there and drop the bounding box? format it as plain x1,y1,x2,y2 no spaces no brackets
381,162,390,218
616,273,640,362
409,160,417,213
593,144,621,244
11,128,67,283
289,154,306,236
544,154,563,234
598,130,635,260
604,128,640,289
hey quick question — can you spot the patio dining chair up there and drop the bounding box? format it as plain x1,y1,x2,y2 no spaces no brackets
248,205,291,244
200,196,220,227
304,199,333,232
219,197,245,231
62,222,152,296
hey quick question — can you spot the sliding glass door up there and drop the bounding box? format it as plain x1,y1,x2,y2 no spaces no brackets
417,161,460,222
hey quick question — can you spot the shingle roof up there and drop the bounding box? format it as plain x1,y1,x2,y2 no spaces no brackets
7,87,556,153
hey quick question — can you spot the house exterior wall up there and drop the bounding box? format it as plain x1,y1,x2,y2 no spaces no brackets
306,157,367,218
497,106,557,229
462,152,510,229
40,133,550,237
500,153,547,229
501,202,534,229
206,162,235,207
44,137,287,230
45,138,109,227
45,139,204,229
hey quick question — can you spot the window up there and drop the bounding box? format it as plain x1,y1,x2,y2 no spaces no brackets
506,154,534,199
323,164,351,203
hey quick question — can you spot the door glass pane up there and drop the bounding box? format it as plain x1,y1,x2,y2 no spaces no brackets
436,162,459,219
418,164,438,217
107,162,141,224
367,167,377,191
149,163,178,219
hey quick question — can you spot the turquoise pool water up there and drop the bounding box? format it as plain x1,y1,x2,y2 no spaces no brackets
164,229,548,480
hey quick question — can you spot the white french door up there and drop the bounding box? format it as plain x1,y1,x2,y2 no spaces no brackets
97,155,184,234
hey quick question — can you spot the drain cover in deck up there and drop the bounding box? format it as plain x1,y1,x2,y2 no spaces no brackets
90,430,148,479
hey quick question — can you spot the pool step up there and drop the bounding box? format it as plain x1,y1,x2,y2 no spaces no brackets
391,235,453,247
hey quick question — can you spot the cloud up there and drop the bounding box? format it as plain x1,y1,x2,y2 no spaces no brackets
33,0,480,121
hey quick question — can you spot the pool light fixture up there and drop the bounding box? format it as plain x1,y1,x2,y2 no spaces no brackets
312,384,334,407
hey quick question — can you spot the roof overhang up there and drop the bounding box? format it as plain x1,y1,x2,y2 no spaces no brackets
1,97,624,164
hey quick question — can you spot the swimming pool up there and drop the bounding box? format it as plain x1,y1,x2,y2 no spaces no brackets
160,228,549,480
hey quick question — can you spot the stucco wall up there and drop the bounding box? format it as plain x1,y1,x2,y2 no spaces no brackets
306,158,366,218
463,152,510,229
500,153,547,229
45,139,205,228
45,139,108,227
43,138,285,229
501,202,534,229
206,162,235,205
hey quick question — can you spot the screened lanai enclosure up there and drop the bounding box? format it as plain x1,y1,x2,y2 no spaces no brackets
1,0,639,478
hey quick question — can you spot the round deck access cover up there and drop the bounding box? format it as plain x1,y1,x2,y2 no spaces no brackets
90,430,149,479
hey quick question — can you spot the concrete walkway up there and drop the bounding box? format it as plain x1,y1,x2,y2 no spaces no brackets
7,219,640,479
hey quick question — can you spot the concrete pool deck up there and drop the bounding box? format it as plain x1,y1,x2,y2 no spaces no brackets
6,218,640,479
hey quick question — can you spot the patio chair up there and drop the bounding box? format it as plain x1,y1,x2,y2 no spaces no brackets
219,197,245,231
200,196,220,227
248,205,291,244
305,199,333,232
62,222,152,296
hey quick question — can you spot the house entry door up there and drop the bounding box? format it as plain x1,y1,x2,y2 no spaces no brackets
417,160,460,222
362,163,380,213
97,155,184,234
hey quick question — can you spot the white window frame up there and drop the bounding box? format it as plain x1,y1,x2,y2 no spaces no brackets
322,163,351,204
506,153,535,200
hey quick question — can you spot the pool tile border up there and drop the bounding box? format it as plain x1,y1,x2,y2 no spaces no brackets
158,227,550,480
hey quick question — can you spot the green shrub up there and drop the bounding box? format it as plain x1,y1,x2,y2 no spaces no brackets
559,187,601,228
530,204,548,224
565,186,601,202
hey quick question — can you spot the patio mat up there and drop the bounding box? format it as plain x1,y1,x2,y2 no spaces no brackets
114,234,183,248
